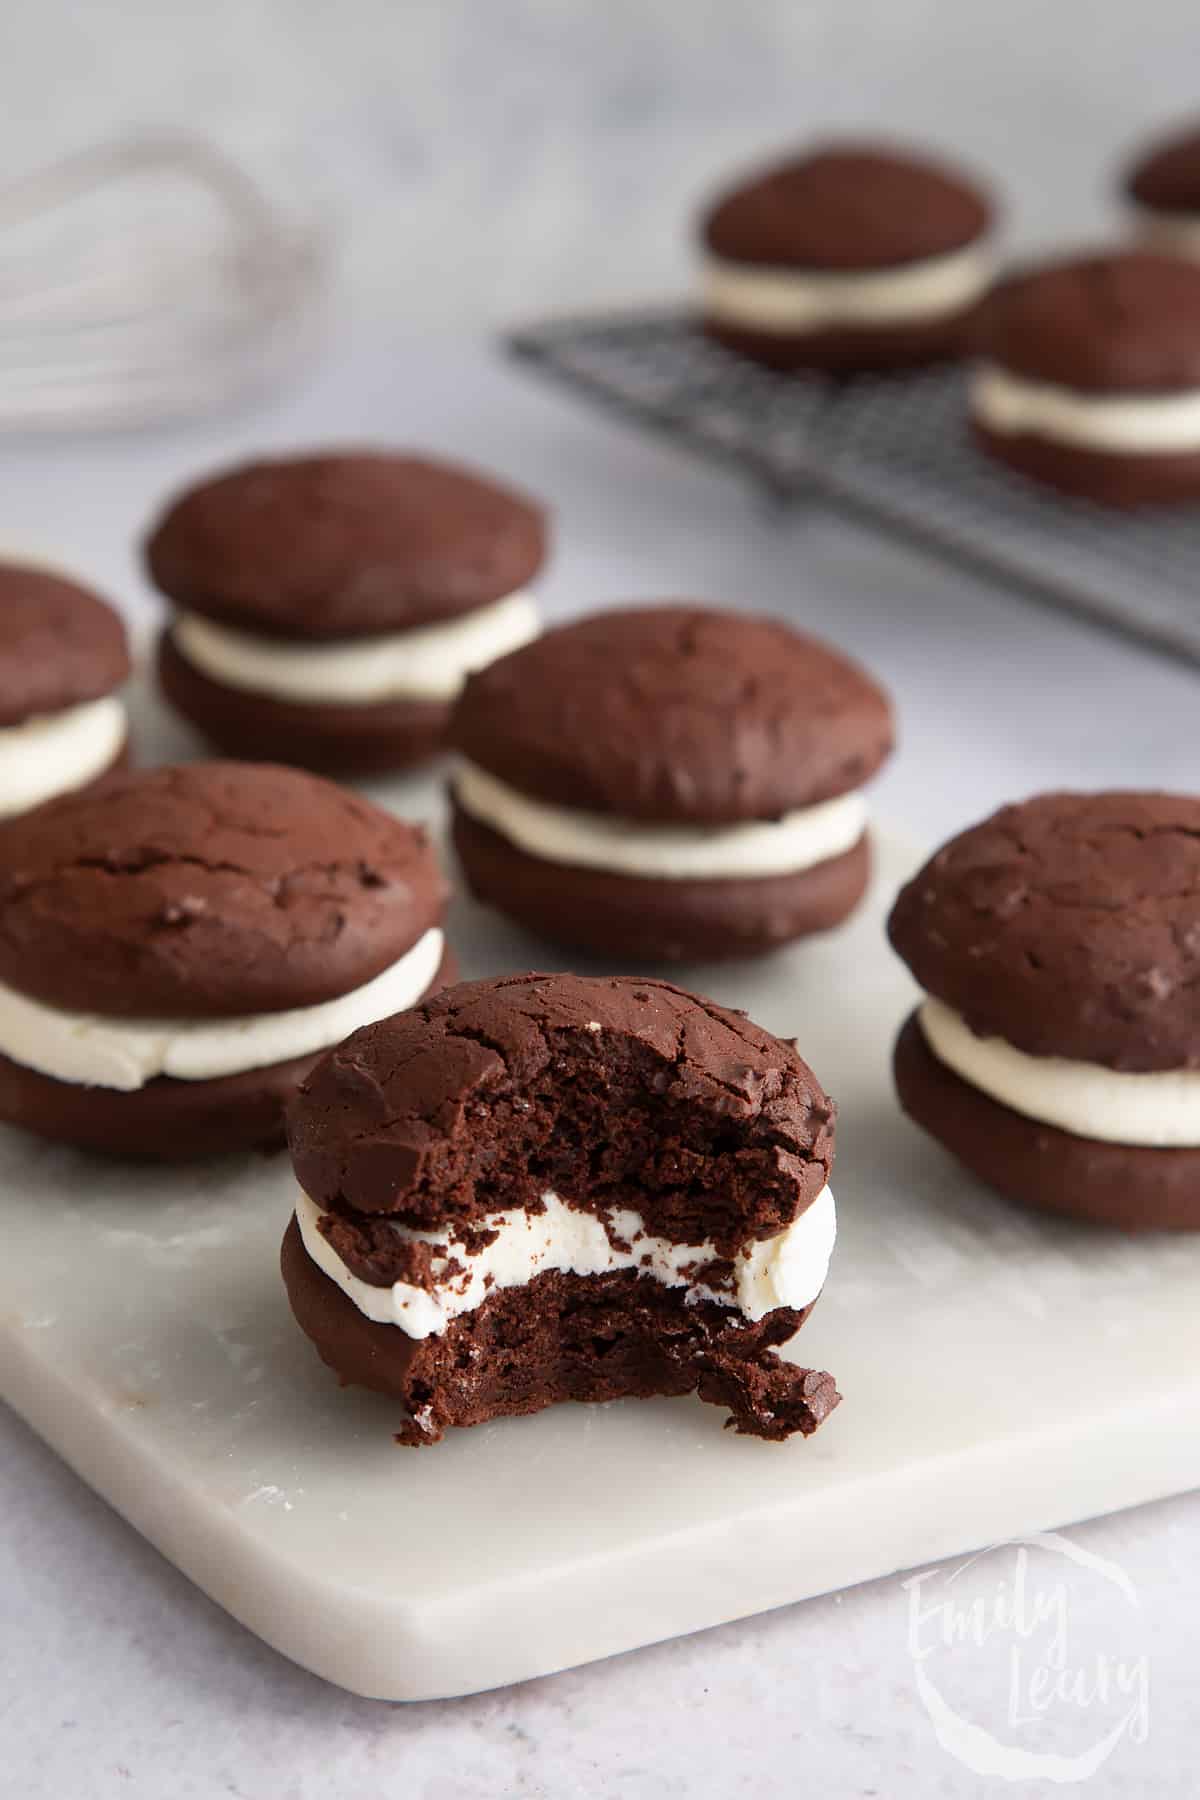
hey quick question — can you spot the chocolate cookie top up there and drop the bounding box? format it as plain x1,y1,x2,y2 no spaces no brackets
888,791,1200,1072
144,452,547,640
0,564,130,727
290,972,834,1261
1126,120,1200,214
0,762,445,1018
702,141,992,270
974,251,1200,393
450,606,893,824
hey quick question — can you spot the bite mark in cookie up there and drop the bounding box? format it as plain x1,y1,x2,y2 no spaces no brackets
284,972,842,1441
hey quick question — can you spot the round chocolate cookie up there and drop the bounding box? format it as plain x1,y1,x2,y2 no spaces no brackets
0,762,453,1158
146,451,547,774
283,971,841,1444
448,605,893,961
969,251,1200,505
0,562,131,818
1124,119,1200,258
888,791,1200,1229
699,140,995,373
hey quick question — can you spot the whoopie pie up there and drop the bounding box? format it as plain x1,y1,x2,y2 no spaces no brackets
969,250,1200,506
0,562,130,819
889,790,1200,1230
0,762,453,1158
283,971,841,1444
147,451,546,774
448,605,893,962
698,139,995,373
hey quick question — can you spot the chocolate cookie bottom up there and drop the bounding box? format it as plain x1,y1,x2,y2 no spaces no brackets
451,806,870,961
158,631,450,776
0,943,456,1160
282,1216,839,1444
972,420,1200,508
894,1011,1200,1230
704,306,979,375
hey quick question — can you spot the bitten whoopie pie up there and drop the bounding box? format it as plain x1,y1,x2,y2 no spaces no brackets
889,791,1200,1231
0,562,131,818
969,251,1200,506
147,451,546,774
283,972,840,1445
0,763,453,1158
448,606,893,962
1124,119,1200,259
699,140,995,373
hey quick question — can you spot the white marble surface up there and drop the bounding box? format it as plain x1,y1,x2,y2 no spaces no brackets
0,332,1197,1796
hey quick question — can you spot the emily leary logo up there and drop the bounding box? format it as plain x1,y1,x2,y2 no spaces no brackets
904,1533,1151,1783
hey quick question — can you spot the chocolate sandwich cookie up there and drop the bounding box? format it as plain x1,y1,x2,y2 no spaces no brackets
0,762,453,1158
147,451,546,774
1124,119,1200,260
0,562,131,818
448,605,893,962
969,251,1200,505
888,791,1200,1230
283,972,841,1444
699,140,995,373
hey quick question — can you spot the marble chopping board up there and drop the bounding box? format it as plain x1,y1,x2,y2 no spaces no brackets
1,677,1199,1701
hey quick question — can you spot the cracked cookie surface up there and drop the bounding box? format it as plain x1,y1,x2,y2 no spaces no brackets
0,564,130,726
449,605,893,823
145,451,547,638
289,971,835,1252
0,761,446,1017
888,790,1200,1070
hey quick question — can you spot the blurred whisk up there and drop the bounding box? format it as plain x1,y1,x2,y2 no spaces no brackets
0,132,329,431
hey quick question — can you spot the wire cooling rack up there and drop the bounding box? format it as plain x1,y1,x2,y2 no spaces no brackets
506,309,1200,668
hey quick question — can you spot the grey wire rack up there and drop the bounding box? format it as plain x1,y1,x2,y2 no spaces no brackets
506,308,1200,668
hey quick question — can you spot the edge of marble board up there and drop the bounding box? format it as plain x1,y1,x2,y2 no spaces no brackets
2,1315,1197,1701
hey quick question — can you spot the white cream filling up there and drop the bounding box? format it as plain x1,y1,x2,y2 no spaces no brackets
0,695,126,820
0,926,444,1092
455,760,867,882
172,590,540,706
296,1182,837,1340
919,995,1200,1147
700,241,991,334
970,362,1200,454
1132,205,1200,260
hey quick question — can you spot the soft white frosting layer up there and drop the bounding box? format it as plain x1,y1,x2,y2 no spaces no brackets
1132,206,1200,260
455,760,867,881
971,363,1200,454
0,926,444,1092
296,1182,837,1340
0,695,126,820
173,591,540,706
701,242,991,334
919,996,1200,1147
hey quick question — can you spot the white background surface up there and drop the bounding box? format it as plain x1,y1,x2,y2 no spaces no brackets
2,3,1200,1794
3,0,1200,329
